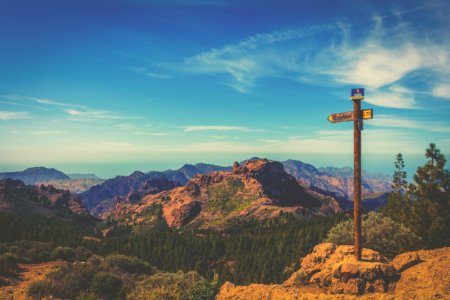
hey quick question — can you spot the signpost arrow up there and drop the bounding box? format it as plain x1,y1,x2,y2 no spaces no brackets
328,88,374,261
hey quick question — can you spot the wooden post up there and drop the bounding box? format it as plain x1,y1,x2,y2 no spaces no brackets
353,99,362,261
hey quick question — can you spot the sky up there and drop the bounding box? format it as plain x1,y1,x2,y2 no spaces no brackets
0,0,449,178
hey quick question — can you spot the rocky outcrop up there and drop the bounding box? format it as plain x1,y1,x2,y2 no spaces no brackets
284,243,397,295
217,244,450,299
106,159,340,230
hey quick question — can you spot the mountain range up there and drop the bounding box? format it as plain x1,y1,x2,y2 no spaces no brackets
0,159,392,219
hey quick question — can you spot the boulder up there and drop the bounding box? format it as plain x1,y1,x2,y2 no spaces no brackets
390,251,421,272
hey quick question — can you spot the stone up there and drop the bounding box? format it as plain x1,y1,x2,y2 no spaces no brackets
390,251,421,272
344,278,366,295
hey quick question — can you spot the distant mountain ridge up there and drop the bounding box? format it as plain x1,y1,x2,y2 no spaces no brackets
0,167,70,185
68,173,101,180
282,159,391,201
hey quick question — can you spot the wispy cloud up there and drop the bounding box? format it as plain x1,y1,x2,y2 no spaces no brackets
65,109,136,120
178,14,449,106
30,130,66,135
0,111,29,121
369,114,450,132
129,66,171,79
181,26,329,92
432,84,450,100
33,97,88,109
1,94,87,109
366,85,416,109
183,125,264,132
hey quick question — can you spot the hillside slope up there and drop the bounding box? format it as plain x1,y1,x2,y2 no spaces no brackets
0,179,90,217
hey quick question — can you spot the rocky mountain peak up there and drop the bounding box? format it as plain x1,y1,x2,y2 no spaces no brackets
108,159,335,230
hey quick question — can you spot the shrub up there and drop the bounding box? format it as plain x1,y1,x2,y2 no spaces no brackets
7,240,53,263
27,280,54,299
90,272,123,298
0,252,18,274
128,270,215,300
326,212,421,258
40,262,96,299
74,247,93,261
51,246,76,262
76,292,98,300
103,254,153,274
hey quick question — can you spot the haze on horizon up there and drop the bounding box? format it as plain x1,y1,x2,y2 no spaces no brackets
0,0,449,178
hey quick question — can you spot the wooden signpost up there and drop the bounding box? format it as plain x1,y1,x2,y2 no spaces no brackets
327,88,373,261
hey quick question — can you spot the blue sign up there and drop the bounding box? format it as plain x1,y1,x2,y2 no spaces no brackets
351,88,364,100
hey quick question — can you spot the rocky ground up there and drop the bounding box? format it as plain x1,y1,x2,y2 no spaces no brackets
0,261,62,300
217,243,450,299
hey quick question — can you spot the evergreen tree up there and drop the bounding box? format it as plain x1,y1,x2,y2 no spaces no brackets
410,143,450,247
381,153,411,224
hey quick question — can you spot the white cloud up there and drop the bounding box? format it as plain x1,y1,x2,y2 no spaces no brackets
65,109,132,120
178,15,450,103
366,88,416,109
33,97,87,109
432,84,450,100
326,44,424,89
0,111,29,120
30,130,66,135
183,125,264,132
181,26,327,92
129,66,171,80
369,114,450,132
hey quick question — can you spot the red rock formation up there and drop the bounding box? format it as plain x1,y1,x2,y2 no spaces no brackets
108,159,341,230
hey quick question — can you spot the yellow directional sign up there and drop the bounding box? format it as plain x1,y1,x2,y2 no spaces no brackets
361,109,373,120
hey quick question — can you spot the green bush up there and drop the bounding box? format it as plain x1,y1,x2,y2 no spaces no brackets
27,280,55,299
34,262,96,299
7,240,54,263
51,246,76,262
90,272,123,297
74,247,93,261
129,270,215,300
103,254,153,274
0,252,18,274
326,212,421,258
76,292,98,300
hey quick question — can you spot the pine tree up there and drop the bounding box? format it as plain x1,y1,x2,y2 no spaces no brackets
410,143,450,247
380,153,411,224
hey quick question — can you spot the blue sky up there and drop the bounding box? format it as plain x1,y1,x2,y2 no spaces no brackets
0,0,449,178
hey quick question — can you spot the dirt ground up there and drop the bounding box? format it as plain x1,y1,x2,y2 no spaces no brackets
0,261,62,300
